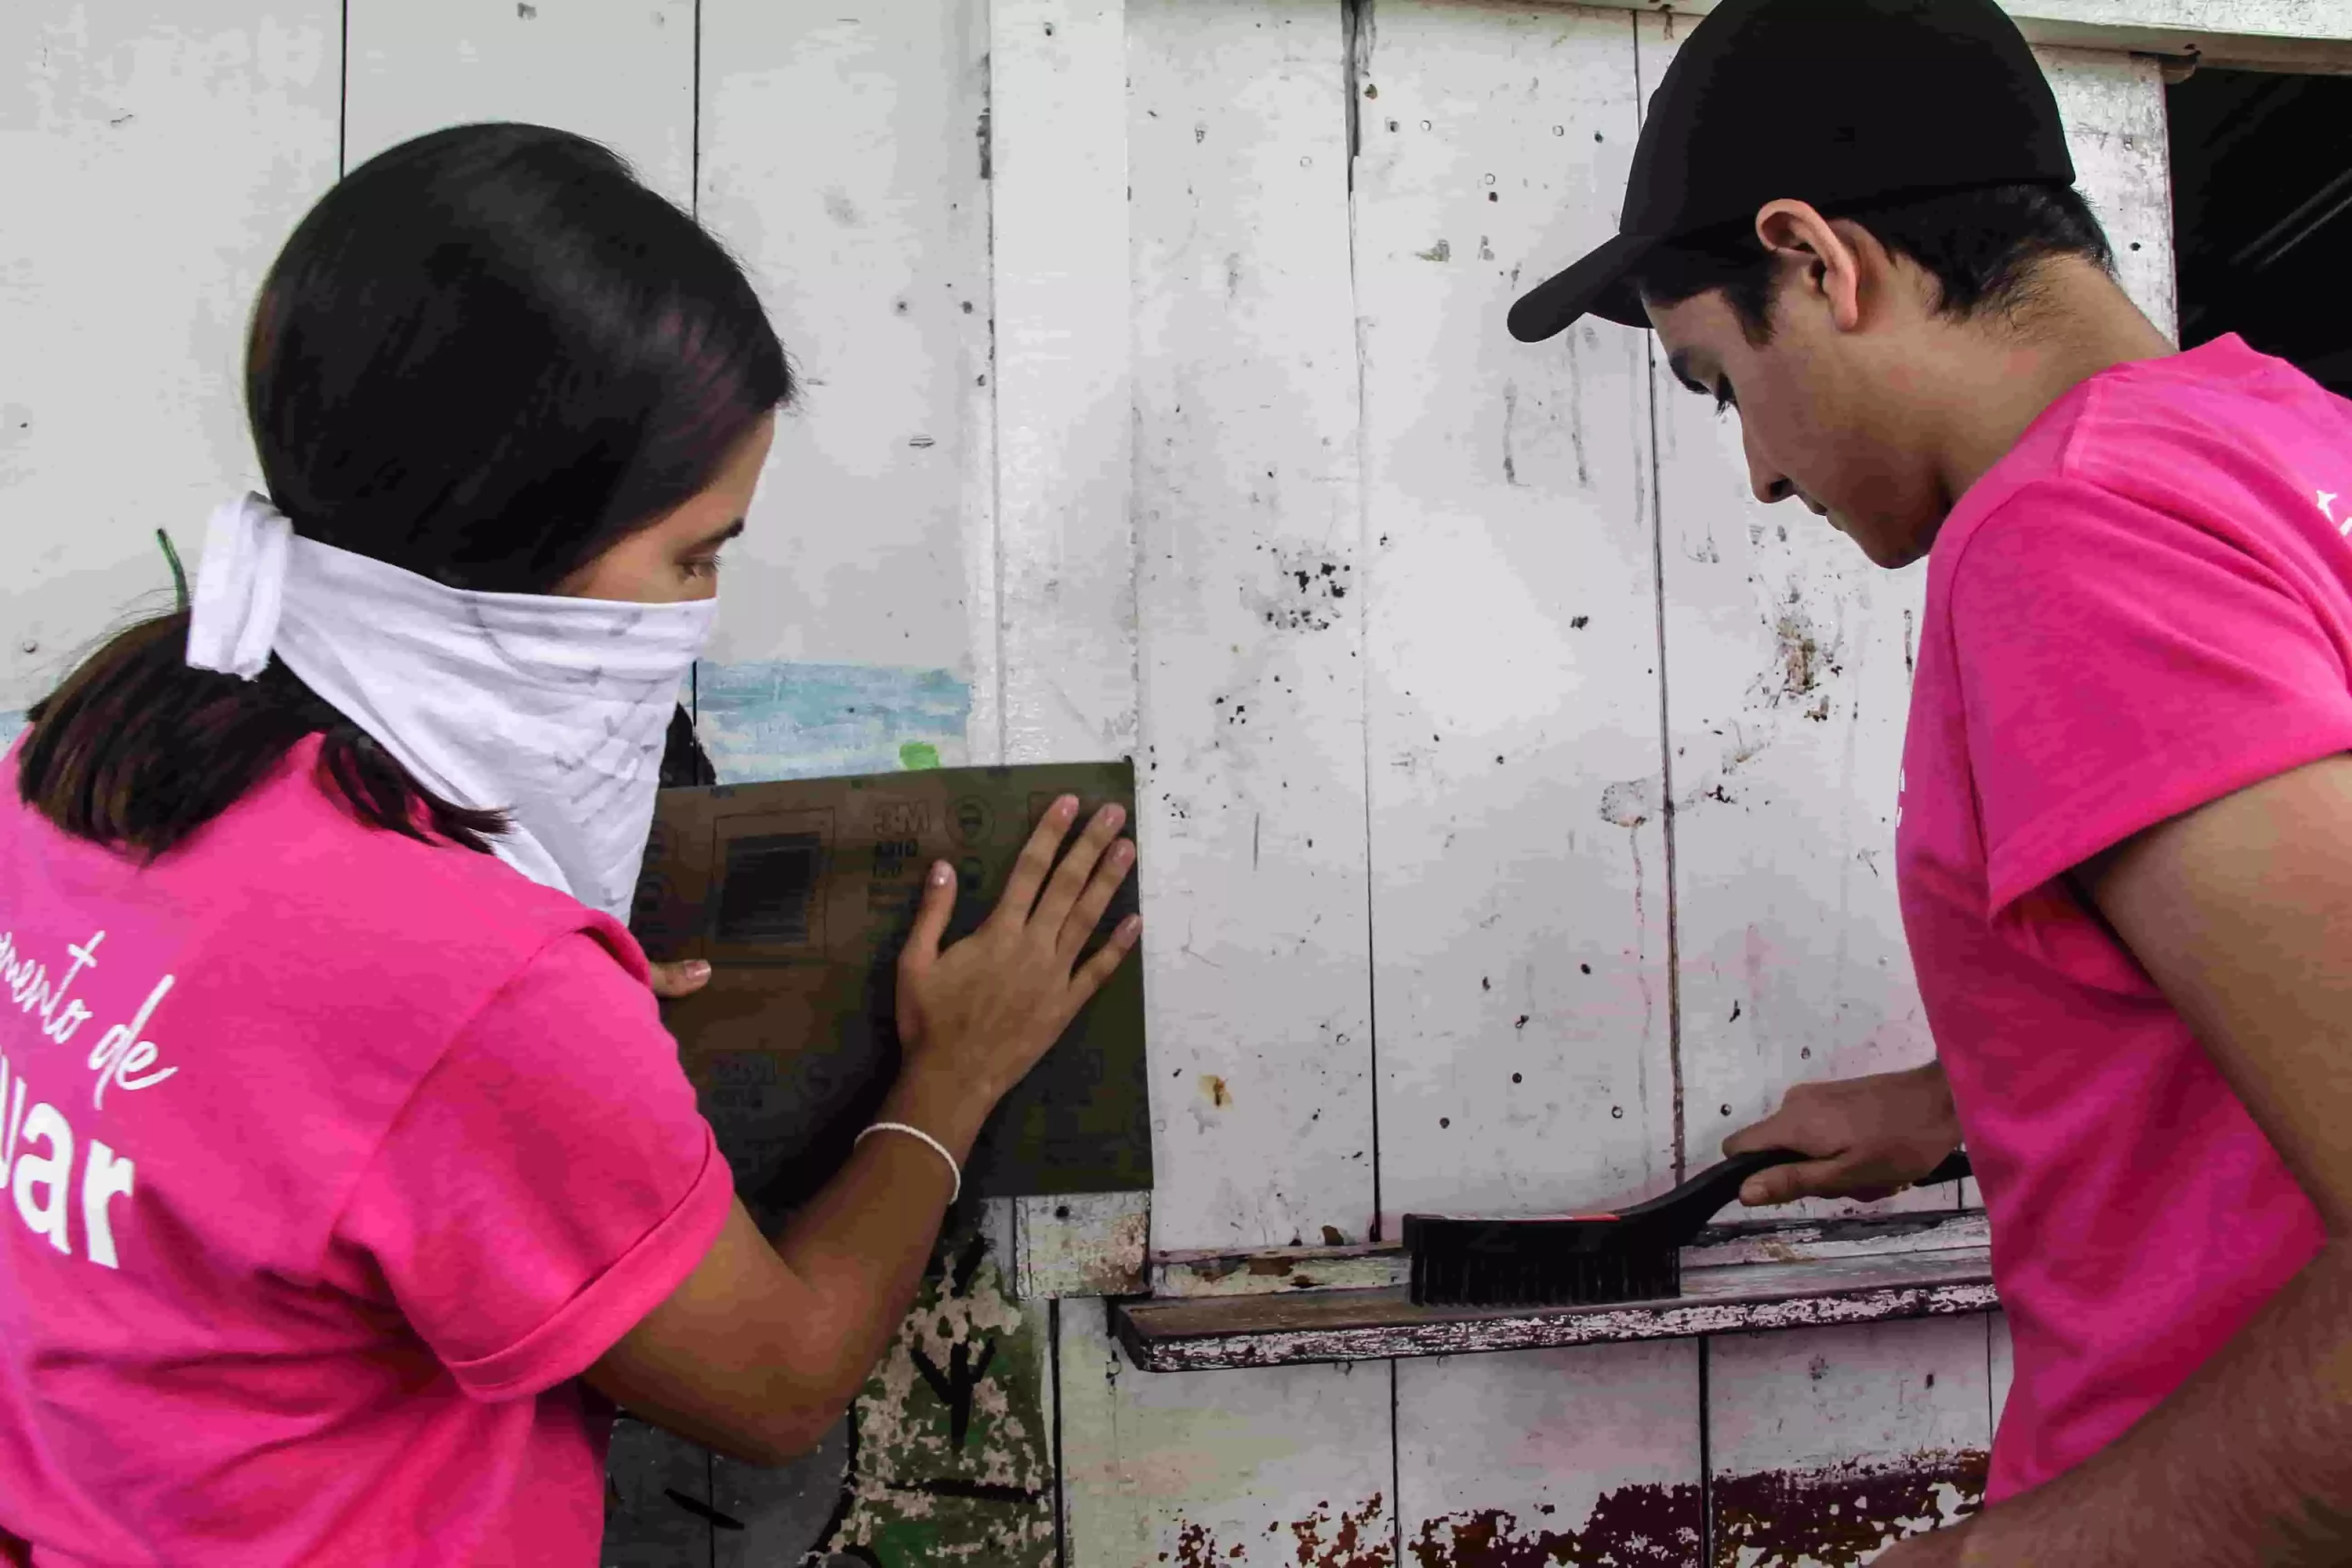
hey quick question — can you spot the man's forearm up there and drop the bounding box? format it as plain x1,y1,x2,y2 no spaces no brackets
1956,1241,2352,1567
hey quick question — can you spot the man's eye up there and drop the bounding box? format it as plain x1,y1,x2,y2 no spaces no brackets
1713,381,1737,413
684,554,724,579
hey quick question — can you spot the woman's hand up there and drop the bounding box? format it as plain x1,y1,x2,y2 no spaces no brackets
647,958,711,999
1721,1061,1965,1206
893,794,1141,1122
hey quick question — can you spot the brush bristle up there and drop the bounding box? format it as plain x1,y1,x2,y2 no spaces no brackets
1408,1226,1681,1308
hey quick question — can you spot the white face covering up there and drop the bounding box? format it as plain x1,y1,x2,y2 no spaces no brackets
184,492,717,920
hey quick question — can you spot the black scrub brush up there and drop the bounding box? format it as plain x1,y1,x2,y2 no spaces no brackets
1402,1148,1973,1308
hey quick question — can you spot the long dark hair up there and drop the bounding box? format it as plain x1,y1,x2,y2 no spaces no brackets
18,123,789,860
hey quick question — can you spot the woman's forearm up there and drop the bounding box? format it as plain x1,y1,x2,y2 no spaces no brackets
762,1066,995,1411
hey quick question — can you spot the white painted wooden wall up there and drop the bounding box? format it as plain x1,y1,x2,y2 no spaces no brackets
0,0,2264,1563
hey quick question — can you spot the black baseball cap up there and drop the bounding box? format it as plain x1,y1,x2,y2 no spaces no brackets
1507,0,2076,342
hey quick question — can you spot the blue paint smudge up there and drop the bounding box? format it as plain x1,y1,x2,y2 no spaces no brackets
693,662,970,784
0,713,24,751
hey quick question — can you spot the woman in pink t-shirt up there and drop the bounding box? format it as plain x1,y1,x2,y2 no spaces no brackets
0,123,1137,1565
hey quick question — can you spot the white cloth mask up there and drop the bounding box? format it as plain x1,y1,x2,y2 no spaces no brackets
185,492,716,920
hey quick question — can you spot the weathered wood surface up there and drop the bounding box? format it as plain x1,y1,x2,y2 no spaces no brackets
1,0,339,724
1013,1191,1152,1298
2039,49,2180,338
344,0,694,210
1400,1340,1705,1568
697,0,991,685
1117,1246,1998,1372
1055,4,1402,1557
1060,1302,1401,1568
1152,1207,1991,1299
1120,0,1377,1257
1708,1316,1994,1567
1359,0,1675,1237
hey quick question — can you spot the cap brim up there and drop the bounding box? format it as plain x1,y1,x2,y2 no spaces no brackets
1507,232,1661,342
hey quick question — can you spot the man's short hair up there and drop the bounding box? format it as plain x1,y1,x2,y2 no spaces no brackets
1636,181,2118,345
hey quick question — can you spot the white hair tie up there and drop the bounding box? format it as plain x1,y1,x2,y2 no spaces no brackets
186,492,294,682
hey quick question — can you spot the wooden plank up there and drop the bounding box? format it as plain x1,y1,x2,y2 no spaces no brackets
1122,0,1375,1256
1058,1301,1399,1567
1708,1316,1994,1566
1115,1248,1996,1372
0,0,339,721
344,0,693,208
1151,1208,1991,1299
1548,0,2352,71
1398,1341,1704,1566
696,0,991,683
991,0,1137,767
1357,0,1674,1234
1057,5,1401,1559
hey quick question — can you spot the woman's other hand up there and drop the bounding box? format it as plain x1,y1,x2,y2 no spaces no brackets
647,958,712,999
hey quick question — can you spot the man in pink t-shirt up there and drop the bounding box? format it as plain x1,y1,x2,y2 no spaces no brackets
1509,1,2352,1563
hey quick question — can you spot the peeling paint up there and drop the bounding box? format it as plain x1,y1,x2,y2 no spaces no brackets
819,1227,1055,1565
1411,1480,1701,1567
1712,1450,1986,1567
1116,1250,1998,1371
1166,1495,1393,1567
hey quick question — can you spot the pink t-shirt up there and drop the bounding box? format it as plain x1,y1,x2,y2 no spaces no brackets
1900,334,2343,1501
0,732,734,1564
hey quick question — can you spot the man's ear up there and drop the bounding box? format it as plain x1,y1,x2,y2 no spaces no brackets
1753,199,1866,333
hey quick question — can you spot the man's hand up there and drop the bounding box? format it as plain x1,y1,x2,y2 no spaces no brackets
647,959,712,1000
1721,1062,1965,1206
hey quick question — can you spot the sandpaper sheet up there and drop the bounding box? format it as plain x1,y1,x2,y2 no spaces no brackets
628,763,1150,1210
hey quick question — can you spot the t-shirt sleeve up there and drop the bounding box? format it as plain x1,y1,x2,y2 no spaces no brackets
1951,475,2352,915
331,928,735,1402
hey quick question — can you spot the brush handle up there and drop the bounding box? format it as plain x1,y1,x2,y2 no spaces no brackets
1616,1147,1973,1232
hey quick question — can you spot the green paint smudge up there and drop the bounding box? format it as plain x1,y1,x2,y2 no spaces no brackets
899,741,942,771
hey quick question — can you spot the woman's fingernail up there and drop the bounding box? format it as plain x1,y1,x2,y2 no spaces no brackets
684,960,711,980
932,862,953,887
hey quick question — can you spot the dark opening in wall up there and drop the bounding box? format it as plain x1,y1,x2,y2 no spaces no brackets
2170,64,2352,397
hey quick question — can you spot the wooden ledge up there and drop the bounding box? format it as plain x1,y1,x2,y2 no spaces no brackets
1115,1230,1995,1372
